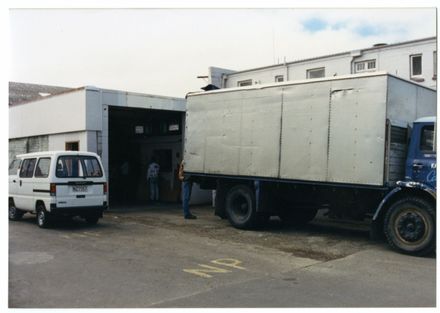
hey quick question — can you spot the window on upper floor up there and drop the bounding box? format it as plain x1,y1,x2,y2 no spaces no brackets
237,79,252,87
306,67,325,79
275,75,284,82
410,54,422,77
355,59,376,73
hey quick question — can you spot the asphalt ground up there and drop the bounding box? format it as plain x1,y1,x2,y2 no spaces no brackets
8,204,436,308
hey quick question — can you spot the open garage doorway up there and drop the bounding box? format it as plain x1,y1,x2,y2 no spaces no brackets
108,106,184,205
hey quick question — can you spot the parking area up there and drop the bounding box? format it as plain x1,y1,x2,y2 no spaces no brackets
9,204,436,308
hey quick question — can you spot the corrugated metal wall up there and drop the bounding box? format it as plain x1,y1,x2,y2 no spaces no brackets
9,135,49,162
185,73,436,187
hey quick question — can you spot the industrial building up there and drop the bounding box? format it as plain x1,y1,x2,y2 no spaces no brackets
9,83,208,205
208,37,437,90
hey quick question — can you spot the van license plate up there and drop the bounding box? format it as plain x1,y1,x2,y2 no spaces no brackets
72,186,88,192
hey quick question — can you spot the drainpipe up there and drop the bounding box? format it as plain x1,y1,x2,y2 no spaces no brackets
350,50,362,74
221,74,228,89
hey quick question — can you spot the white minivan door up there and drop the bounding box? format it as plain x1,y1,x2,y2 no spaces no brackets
16,158,37,211
8,159,21,201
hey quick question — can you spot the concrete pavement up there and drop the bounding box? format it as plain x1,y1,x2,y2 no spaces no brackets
9,205,436,308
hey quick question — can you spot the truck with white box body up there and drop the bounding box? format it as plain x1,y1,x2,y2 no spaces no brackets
184,72,436,256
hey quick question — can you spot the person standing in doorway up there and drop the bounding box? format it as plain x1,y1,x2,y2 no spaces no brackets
147,157,160,202
179,160,197,219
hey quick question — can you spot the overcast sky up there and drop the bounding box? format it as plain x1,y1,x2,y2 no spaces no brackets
9,8,437,98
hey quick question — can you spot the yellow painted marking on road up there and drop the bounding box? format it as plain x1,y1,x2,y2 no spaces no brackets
183,258,246,278
211,258,246,270
183,264,232,278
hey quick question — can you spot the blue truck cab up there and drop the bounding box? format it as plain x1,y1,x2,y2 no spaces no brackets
373,116,436,256
405,117,436,189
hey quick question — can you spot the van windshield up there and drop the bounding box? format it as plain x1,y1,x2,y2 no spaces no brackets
56,156,103,178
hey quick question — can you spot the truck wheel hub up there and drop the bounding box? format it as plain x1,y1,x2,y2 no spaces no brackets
232,196,249,217
397,212,425,242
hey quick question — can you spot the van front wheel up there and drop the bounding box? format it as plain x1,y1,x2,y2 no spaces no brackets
36,204,51,228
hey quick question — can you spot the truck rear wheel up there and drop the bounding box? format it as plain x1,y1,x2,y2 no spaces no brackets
384,197,435,256
225,185,260,229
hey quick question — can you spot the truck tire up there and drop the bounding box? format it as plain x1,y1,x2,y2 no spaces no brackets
225,185,259,229
36,203,51,228
279,208,318,226
9,199,24,221
384,197,435,256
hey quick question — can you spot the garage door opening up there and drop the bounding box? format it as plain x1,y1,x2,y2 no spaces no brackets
108,106,184,205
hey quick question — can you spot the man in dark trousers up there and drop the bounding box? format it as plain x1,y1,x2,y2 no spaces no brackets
179,160,197,219
147,157,160,202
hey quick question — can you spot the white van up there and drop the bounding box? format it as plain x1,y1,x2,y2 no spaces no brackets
9,151,108,228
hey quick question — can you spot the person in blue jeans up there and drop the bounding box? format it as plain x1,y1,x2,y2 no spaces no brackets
147,157,160,202
179,161,197,219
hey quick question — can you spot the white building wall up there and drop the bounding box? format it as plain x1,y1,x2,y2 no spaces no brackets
86,131,101,154
226,66,286,87
86,88,104,131
225,55,352,87
361,41,437,89
101,104,110,178
287,55,351,81
9,89,87,139
101,89,186,111
48,131,89,151
221,37,437,89
208,66,236,87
